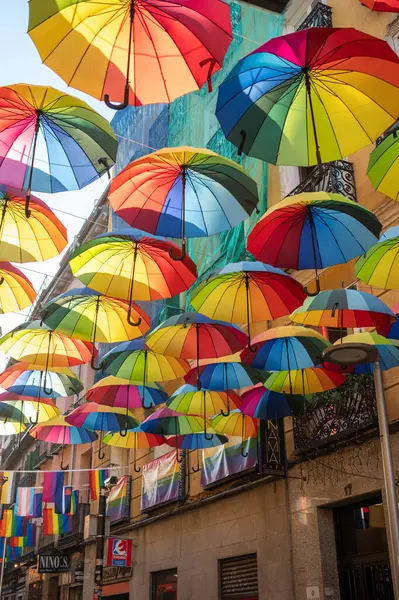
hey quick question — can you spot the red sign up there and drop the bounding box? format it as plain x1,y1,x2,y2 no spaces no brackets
106,538,133,567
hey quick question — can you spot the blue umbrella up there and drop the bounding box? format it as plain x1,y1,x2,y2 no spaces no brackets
241,387,299,420
184,362,266,391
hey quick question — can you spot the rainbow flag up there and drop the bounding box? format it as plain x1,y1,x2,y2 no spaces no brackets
43,472,64,511
106,476,129,523
15,489,42,518
141,451,181,511
43,509,72,536
0,472,14,505
89,470,109,501
10,523,37,548
0,510,25,538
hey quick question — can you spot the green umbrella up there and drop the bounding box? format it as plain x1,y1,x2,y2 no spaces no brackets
368,127,399,201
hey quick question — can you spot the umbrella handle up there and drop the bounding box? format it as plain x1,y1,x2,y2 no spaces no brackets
104,85,130,111
304,277,321,297
91,354,102,371
133,438,141,472
25,192,32,219
168,238,186,261
60,446,68,471
127,309,142,327
238,130,247,156
0,277,4,286
241,413,248,458
241,444,249,459
98,447,105,460
29,414,39,426
204,430,213,441
134,463,141,473
176,449,184,464
191,462,200,473
199,57,216,93
119,428,128,437
331,301,339,318
98,157,111,179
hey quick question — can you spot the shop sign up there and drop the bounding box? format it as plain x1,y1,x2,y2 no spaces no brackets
28,567,42,584
38,554,70,573
106,538,133,567
103,566,132,584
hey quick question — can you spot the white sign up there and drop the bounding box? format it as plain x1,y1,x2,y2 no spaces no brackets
306,587,320,600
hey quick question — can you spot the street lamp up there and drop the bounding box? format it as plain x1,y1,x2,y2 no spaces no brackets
323,343,399,599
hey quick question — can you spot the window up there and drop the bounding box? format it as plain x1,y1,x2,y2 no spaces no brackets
219,554,259,600
151,569,177,600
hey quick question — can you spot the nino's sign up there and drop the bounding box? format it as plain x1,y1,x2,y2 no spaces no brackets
38,554,70,573
106,538,133,567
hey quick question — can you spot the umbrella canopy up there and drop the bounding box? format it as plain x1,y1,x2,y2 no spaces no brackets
30,416,98,444
191,262,306,346
87,376,168,410
0,422,25,435
165,433,228,449
212,410,257,438
101,340,190,383
0,263,36,314
41,288,150,365
241,387,299,420
265,368,345,395
360,0,399,10
184,362,265,391
108,148,258,258
355,227,399,289
0,403,27,423
0,363,83,399
28,0,233,109
69,231,197,303
103,429,165,450
247,193,381,294
368,128,399,201
290,289,396,329
146,313,247,360
216,27,399,166
332,332,399,372
1,397,60,424
167,385,242,418
65,404,139,432
141,407,212,436
0,84,117,215
241,326,330,371
0,186,67,263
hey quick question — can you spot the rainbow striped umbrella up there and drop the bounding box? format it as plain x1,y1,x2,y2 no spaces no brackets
0,363,83,399
103,427,166,472
355,226,399,289
184,362,265,391
0,396,60,425
166,432,228,473
0,264,36,313
87,376,167,410
241,387,300,420
212,410,257,458
265,367,345,395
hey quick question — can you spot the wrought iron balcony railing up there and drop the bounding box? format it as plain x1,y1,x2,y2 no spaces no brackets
293,374,377,455
289,160,357,203
297,2,333,30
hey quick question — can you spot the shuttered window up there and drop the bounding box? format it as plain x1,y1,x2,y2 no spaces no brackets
219,554,259,600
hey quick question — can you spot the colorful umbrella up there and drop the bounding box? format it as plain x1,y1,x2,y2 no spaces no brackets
28,0,233,109
241,387,299,420
331,333,399,372
184,362,265,391
0,263,36,313
368,128,399,201
103,428,166,472
0,363,83,400
0,186,68,263
1,397,60,425
265,368,346,395
216,27,399,167
108,148,258,259
211,410,257,457
191,262,306,347
290,289,396,330
166,432,228,473
0,402,27,423
0,422,25,436
360,0,399,11
69,231,197,305
87,376,168,410
247,193,381,295
241,326,330,372
101,340,190,384
0,84,117,215
355,227,399,289
30,415,98,470
41,288,150,369
378,304,399,339
0,320,95,395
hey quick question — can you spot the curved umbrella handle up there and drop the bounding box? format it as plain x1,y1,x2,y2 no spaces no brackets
25,192,32,219
169,238,187,262
127,307,142,327
98,447,106,460
241,444,249,458
133,436,141,472
104,85,130,111
176,448,184,464
43,372,53,396
204,429,213,442
238,130,247,156
199,57,216,93
119,427,128,438
60,445,68,471
91,353,103,372
191,463,200,473
0,277,4,286
133,463,141,473
304,277,321,297
331,301,339,318
29,414,39,426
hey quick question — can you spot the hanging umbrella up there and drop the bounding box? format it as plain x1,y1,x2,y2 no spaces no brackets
241,326,330,372
360,0,399,11
108,148,259,259
0,363,83,399
69,231,197,305
166,432,228,473
0,422,25,435
0,186,67,263
41,287,150,369
0,396,60,425
241,387,301,420
216,27,399,167
265,367,346,395
166,384,242,439
87,376,168,410
103,428,166,472
28,0,233,109
30,416,98,470
368,128,399,201
184,362,265,391
0,264,36,313
247,193,382,295
0,84,117,215
0,320,95,396
355,226,399,289
211,410,257,458
191,263,306,347
290,289,396,330
331,333,399,372
0,403,27,423
66,404,140,459
101,340,190,385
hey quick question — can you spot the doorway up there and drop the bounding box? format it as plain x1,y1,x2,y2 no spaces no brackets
334,496,394,599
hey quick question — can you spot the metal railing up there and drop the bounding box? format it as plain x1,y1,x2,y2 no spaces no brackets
293,374,377,455
297,2,333,30
289,160,357,203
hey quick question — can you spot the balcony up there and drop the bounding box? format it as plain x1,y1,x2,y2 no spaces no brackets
293,374,377,455
289,160,357,203
297,2,333,30
30,442,51,468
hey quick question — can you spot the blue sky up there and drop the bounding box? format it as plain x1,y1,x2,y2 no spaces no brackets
0,1,115,339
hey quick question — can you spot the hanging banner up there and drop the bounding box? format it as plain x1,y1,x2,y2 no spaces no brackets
106,476,131,523
141,450,181,511
201,438,258,488
106,538,133,567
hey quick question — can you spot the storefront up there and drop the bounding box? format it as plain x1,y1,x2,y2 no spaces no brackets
27,567,43,600
102,566,132,599
58,552,84,600
151,570,177,600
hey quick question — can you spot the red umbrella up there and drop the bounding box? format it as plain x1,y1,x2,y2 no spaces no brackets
361,0,399,11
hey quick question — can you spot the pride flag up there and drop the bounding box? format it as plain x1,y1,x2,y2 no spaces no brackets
89,470,109,501
106,476,130,523
43,472,64,513
56,487,79,515
43,509,72,536
15,489,42,518
0,472,14,505
9,523,36,548
0,510,25,538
